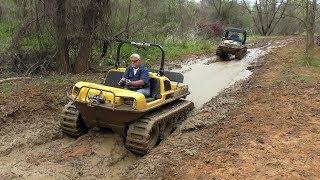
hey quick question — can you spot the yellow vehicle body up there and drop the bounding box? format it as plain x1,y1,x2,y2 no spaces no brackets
64,68,191,136
70,68,185,111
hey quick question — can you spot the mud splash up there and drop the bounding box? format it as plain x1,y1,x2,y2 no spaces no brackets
174,40,288,108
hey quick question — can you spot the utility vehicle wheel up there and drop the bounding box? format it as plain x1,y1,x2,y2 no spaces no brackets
126,119,160,155
60,102,89,137
126,100,194,155
242,47,248,57
235,48,247,60
235,50,241,59
216,47,223,57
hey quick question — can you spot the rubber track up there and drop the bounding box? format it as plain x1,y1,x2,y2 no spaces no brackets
216,46,223,57
236,47,247,59
125,100,194,155
60,102,83,137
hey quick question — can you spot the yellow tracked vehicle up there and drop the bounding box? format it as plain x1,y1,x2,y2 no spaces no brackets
61,41,194,155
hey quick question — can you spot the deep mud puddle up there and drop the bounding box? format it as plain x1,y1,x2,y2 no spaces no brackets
174,40,288,108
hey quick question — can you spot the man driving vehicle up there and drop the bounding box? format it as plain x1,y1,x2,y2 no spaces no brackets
230,32,240,41
118,53,150,97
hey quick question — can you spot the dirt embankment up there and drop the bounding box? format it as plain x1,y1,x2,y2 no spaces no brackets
125,38,320,179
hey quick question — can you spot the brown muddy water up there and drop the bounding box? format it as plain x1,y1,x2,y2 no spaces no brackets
174,41,287,108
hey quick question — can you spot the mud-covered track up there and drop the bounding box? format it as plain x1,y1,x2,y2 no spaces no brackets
126,100,194,155
60,102,88,137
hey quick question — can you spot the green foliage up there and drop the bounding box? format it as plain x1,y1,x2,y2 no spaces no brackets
96,39,214,68
295,75,317,83
20,36,41,50
298,50,320,67
20,24,55,51
201,0,252,30
275,70,318,85
164,39,213,59
0,63,13,77
52,75,66,84
247,35,279,41
0,23,15,52
0,82,21,95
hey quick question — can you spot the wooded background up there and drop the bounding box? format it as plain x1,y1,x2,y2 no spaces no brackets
0,0,318,75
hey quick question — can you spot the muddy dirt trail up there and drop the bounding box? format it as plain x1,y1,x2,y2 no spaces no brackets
173,40,287,108
0,37,306,179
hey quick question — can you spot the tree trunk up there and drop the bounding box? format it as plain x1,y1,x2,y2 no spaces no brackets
56,0,69,73
73,4,94,73
305,0,316,51
35,1,44,49
0,5,2,22
74,35,92,73
245,0,287,36
74,0,108,73
125,0,132,40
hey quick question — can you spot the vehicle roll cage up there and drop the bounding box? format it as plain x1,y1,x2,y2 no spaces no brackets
100,40,184,83
115,41,165,76
223,28,247,45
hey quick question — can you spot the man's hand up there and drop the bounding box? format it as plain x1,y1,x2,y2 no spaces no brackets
125,79,132,86
118,79,125,87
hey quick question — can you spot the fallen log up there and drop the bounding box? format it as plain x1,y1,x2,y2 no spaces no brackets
0,77,32,83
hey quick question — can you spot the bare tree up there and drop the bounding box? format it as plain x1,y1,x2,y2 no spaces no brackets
207,0,238,21
280,0,317,51
243,0,288,36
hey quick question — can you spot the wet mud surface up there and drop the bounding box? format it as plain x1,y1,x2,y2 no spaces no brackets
1,37,316,179
0,77,138,179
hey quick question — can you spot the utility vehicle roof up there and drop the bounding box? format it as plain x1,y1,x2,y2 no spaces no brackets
226,28,246,34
